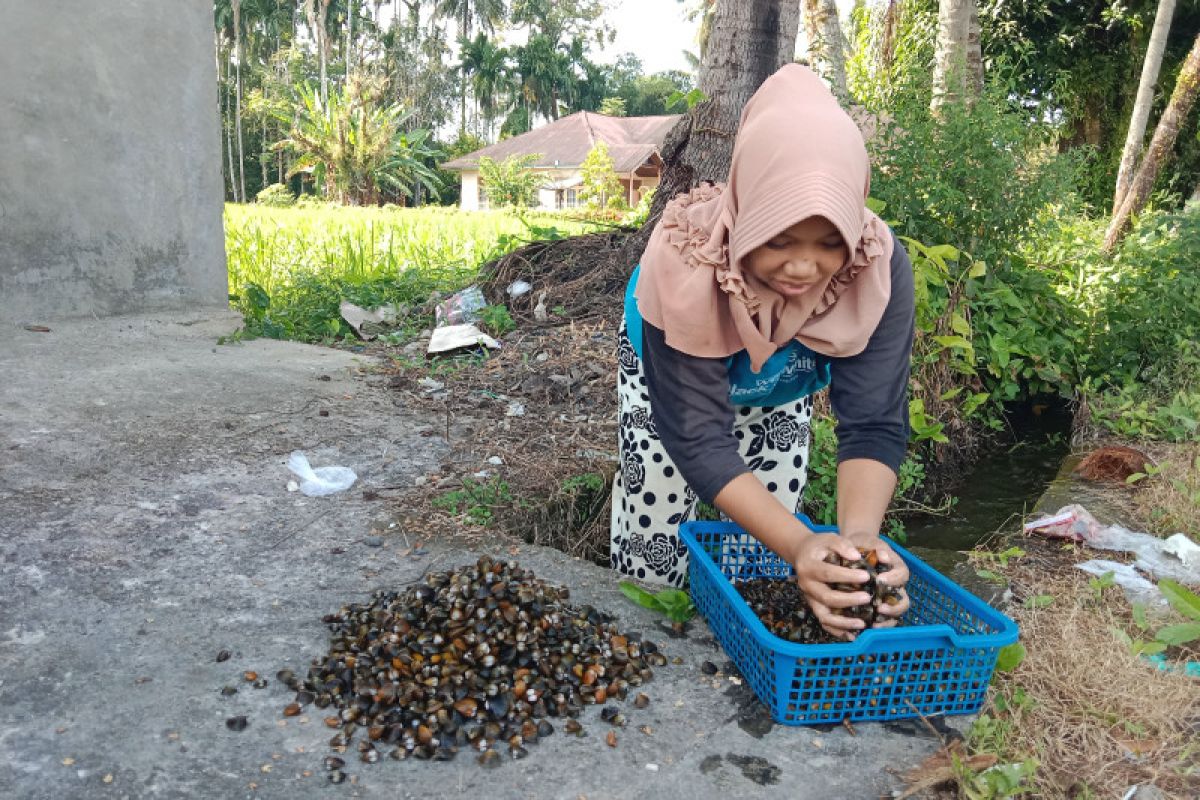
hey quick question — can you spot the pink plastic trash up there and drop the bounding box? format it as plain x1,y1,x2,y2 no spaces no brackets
1022,504,1101,542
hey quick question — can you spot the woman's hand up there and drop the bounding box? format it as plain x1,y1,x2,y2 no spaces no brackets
788,533,874,640
841,529,911,626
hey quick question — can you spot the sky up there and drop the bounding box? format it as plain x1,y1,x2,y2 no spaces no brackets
597,0,699,75
376,1,863,78
595,0,862,75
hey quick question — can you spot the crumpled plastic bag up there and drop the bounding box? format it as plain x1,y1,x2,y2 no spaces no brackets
434,286,487,327
1076,559,1166,606
286,451,357,497
1025,504,1200,586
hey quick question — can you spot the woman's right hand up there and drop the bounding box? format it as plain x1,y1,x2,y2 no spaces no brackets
788,532,873,640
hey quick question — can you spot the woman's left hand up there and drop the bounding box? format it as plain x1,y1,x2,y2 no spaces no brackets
841,530,910,626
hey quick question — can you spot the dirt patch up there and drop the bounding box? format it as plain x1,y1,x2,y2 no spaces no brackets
377,322,620,565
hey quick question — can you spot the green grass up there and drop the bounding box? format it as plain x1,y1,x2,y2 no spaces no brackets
223,203,598,343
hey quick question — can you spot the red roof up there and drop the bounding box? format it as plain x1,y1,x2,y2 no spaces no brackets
442,111,681,172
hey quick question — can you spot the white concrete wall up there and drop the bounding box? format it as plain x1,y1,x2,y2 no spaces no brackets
459,171,480,211
0,0,226,322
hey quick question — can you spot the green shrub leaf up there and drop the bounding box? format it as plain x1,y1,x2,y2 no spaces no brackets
996,642,1026,672
618,580,662,612
1154,622,1200,646
1159,579,1200,621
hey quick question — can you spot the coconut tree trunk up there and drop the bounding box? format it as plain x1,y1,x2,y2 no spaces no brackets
652,0,802,216
219,39,240,202
232,0,247,203
261,110,270,189
346,0,355,73
879,0,899,72
966,2,982,96
802,0,849,103
931,0,978,111
305,0,332,103
1113,0,1177,214
460,6,471,134
1105,31,1200,252
216,32,232,201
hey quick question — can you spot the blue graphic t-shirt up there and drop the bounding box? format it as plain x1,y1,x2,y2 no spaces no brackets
624,265,831,407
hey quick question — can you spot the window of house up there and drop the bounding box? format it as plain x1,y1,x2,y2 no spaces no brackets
477,179,490,211
564,188,578,209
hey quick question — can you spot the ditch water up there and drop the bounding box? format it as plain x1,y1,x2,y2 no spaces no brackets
900,401,1074,575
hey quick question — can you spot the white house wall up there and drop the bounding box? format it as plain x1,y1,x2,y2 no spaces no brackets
459,171,480,211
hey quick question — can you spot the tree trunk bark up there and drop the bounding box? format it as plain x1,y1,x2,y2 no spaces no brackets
802,0,850,103
216,33,232,201
346,0,354,73
261,109,270,189
931,0,977,111
233,0,247,203
651,0,802,220
1105,31,1200,252
305,0,332,103
220,41,240,202
966,1,982,97
879,0,898,72
460,8,471,134
1113,0,1177,214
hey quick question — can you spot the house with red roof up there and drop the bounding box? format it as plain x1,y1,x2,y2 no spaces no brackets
441,111,681,211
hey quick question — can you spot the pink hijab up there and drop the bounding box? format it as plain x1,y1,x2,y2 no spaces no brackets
635,64,893,373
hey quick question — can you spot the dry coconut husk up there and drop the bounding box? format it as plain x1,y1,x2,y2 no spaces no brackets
1074,445,1153,484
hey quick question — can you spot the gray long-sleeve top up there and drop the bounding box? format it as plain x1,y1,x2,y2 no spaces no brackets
640,233,915,504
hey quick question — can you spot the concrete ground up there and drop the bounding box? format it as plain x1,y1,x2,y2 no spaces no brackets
0,312,959,800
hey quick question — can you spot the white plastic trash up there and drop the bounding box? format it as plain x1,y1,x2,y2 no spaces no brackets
287,451,357,497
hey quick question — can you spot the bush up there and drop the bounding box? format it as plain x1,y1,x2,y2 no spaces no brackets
478,154,542,208
621,187,656,228
867,87,1081,279
256,183,296,207
1072,206,1200,441
1089,205,1200,384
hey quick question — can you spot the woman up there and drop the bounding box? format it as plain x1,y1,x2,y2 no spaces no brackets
610,64,914,640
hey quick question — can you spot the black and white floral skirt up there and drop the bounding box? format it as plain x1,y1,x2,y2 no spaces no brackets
610,323,814,587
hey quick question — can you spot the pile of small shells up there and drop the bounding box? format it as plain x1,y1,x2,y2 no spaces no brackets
278,557,666,780
736,549,905,643
824,549,903,624
735,577,828,643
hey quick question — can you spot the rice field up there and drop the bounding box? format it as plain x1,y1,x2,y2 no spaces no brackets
223,203,599,341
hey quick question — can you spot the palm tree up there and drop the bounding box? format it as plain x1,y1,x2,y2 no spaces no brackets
436,0,506,39
302,0,334,103
512,33,568,122
276,77,444,205
459,33,513,138
436,0,507,131
802,0,850,103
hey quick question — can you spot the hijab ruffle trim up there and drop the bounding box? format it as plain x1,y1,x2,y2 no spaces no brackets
812,213,890,318
658,182,888,320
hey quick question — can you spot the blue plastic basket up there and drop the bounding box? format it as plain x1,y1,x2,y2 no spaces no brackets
680,515,1018,725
